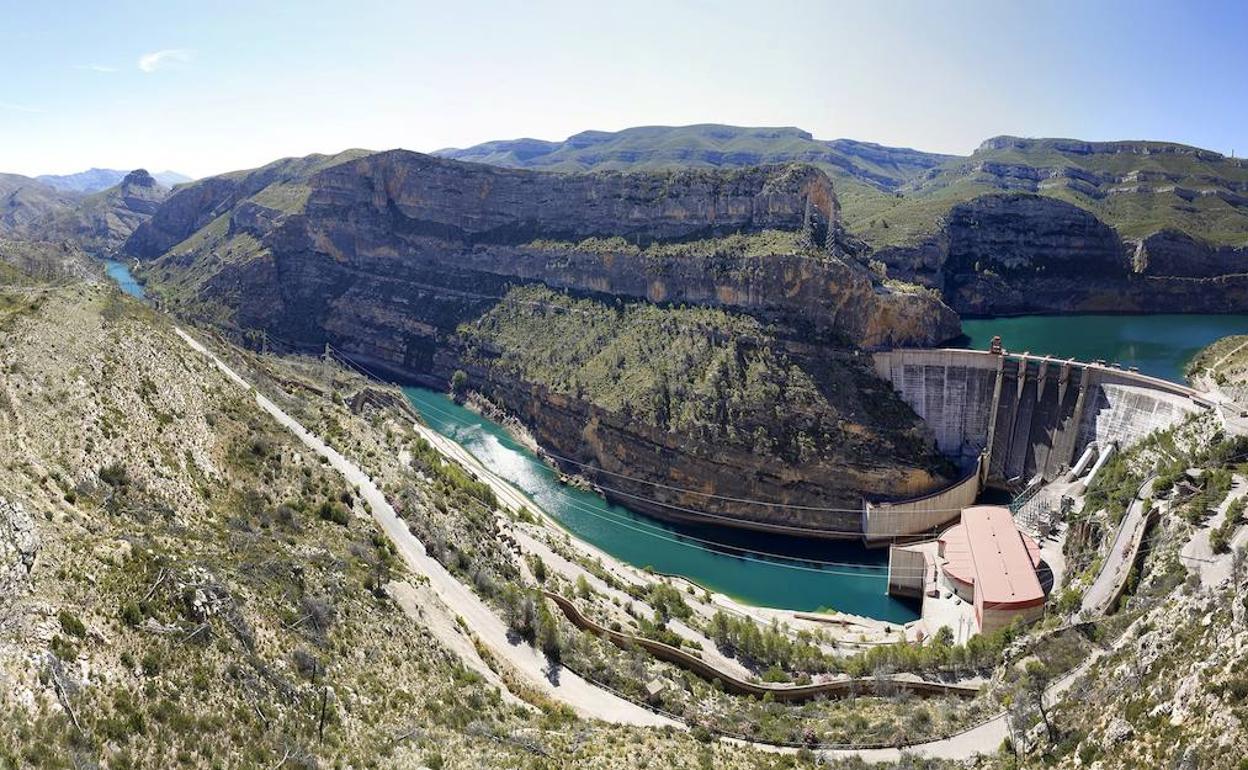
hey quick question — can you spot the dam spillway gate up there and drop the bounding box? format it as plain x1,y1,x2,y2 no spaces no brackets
864,348,1209,541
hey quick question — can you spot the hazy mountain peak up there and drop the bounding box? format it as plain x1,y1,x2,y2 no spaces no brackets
36,167,192,194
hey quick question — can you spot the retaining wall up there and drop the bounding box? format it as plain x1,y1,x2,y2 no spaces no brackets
543,591,980,702
863,454,987,544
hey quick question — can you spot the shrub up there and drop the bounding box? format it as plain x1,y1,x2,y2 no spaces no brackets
317,500,350,526
49,636,78,662
99,462,130,488
450,369,469,395
57,610,86,638
120,602,143,628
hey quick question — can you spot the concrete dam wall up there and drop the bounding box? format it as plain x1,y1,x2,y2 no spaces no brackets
873,349,1208,489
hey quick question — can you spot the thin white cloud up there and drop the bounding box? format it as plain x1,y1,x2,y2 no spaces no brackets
0,101,44,113
138,49,193,73
75,63,118,73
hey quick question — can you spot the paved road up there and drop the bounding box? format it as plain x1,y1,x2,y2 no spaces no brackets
1180,475,1248,587
175,328,674,728
1081,478,1156,617
177,326,1152,763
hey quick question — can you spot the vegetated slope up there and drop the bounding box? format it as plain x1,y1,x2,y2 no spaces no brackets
31,170,170,256
0,174,78,235
0,238,99,284
1187,335,1248,406
1021,414,1248,769
124,149,960,532
445,126,1248,315
456,285,950,528
0,276,788,769
37,168,191,194
857,136,1248,249
1,170,172,258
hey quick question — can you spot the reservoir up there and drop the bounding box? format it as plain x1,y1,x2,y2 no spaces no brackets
403,314,1248,618
100,260,1248,618
104,260,146,299
960,314,1248,383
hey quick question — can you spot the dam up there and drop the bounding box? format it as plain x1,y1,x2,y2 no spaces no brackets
865,345,1211,541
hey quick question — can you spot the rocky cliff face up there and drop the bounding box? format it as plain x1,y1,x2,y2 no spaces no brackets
131,150,961,532
875,193,1248,315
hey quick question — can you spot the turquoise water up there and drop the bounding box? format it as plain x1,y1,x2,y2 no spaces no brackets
960,314,1248,384
107,249,1242,619
403,386,919,622
104,260,146,299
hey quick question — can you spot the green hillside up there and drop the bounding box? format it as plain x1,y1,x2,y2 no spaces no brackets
442,126,1248,251
857,136,1248,249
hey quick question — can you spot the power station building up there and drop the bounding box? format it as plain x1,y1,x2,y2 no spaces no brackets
936,506,1046,633
888,505,1047,635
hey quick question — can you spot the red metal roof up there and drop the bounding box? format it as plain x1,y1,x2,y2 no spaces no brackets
940,506,1043,608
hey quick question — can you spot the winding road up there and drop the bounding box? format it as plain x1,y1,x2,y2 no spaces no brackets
1081,478,1157,617
175,327,674,728
175,325,1147,763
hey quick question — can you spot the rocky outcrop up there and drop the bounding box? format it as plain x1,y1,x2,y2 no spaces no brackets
876,193,1248,315
155,150,957,350
124,149,373,259
124,175,249,258
1132,229,1248,278
977,135,1238,164
308,150,842,245
1,498,38,608
2,170,171,257
57,169,169,255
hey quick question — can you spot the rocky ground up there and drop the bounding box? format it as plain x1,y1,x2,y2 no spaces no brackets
4,258,1248,768
0,278,803,768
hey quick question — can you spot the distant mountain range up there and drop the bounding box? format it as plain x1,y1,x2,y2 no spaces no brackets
1,168,173,256
438,124,1248,251
36,168,192,194
5,123,1248,314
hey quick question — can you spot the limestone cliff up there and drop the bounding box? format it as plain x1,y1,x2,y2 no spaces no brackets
128,150,962,533
875,193,1248,315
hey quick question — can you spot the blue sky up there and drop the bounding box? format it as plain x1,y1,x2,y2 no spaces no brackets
1,0,1245,178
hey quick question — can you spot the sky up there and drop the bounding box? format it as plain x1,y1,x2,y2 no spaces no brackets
1,0,1246,178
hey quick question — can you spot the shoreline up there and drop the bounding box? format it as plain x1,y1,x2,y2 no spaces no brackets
407,415,913,645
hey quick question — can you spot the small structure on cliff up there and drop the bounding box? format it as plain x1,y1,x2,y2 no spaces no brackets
888,505,1047,636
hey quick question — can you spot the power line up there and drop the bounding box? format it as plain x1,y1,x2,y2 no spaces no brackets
328,341,974,518
318,349,944,574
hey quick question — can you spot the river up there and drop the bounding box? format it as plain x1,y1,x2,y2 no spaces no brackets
104,260,146,299
100,260,1248,618
403,314,1248,619
403,387,914,620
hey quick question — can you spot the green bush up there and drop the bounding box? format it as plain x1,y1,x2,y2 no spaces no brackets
317,500,350,526
57,610,86,638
